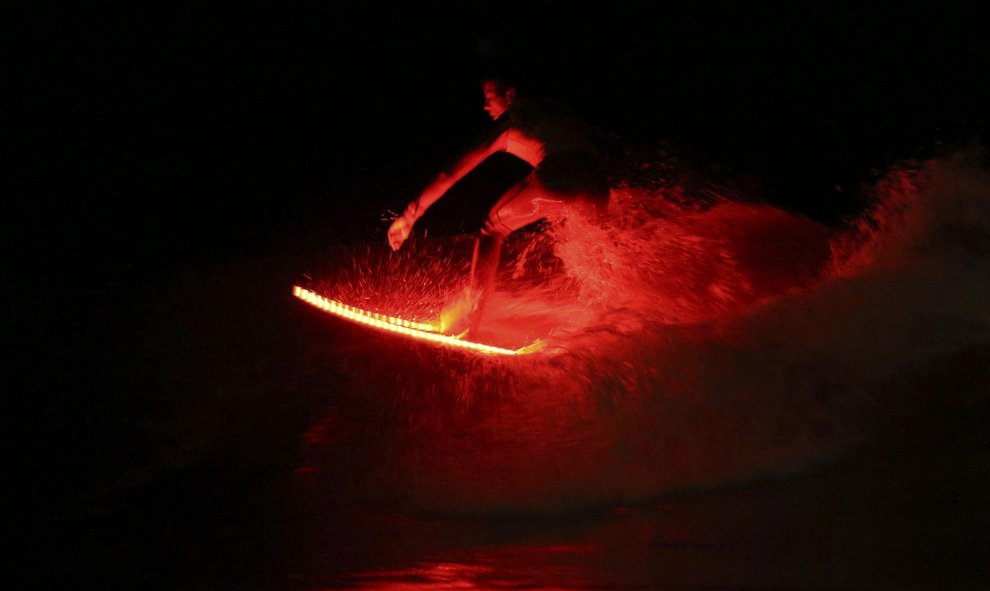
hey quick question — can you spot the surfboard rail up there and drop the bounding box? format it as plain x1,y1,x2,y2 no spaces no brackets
292,286,542,356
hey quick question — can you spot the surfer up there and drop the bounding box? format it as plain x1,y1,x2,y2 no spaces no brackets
387,77,611,335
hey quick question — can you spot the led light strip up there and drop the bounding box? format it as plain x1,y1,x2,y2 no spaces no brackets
293,286,439,332
293,286,536,356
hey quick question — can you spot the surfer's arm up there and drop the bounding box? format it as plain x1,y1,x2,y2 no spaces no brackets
389,124,509,250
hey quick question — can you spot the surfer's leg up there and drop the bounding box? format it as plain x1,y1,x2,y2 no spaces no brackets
483,175,566,238
440,178,554,335
443,172,584,335
465,233,504,332
466,178,570,333
439,235,502,335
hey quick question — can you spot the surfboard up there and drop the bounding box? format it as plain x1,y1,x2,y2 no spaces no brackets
292,286,544,356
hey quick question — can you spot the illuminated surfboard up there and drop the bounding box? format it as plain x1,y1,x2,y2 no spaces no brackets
292,286,543,356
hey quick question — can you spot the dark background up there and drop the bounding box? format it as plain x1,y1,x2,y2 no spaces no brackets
9,0,989,276
8,2,990,589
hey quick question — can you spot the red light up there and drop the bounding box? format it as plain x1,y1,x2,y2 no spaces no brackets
293,286,542,356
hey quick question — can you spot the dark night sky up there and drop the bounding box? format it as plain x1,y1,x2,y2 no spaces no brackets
9,5,989,588
9,0,989,274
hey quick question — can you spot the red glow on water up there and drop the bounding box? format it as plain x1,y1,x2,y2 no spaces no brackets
297,177,850,516
299,182,835,364
348,542,600,590
291,152,990,591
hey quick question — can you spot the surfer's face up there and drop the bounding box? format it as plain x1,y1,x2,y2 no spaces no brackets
482,81,514,120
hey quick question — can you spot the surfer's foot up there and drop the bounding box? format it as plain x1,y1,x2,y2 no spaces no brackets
439,289,476,337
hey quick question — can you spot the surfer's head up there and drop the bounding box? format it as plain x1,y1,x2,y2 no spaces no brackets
481,77,516,121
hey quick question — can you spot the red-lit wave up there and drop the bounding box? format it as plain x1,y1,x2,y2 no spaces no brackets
300,150,990,516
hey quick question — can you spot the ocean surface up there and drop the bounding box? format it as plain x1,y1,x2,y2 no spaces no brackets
12,2,989,588
17,149,988,590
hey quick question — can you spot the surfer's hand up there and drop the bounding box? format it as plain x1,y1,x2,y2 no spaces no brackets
388,215,414,251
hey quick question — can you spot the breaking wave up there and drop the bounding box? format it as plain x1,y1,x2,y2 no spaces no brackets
302,148,990,516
